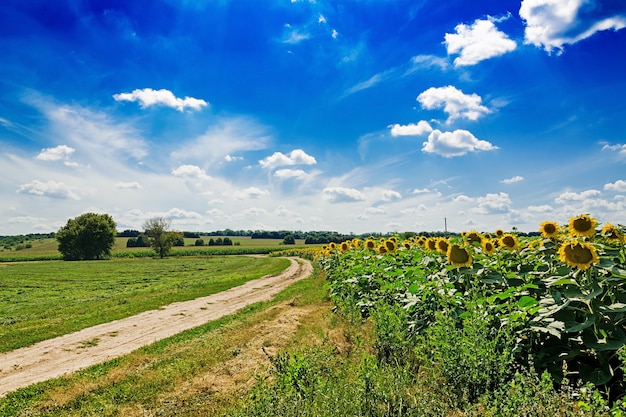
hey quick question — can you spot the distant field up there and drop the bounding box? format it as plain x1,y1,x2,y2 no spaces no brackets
0,236,309,258
0,255,290,352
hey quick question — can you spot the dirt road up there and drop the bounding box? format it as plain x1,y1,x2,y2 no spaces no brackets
0,256,313,398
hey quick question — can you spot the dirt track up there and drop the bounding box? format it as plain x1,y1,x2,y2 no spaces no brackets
0,256,313,398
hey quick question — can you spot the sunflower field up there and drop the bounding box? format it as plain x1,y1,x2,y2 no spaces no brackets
317,215,626,404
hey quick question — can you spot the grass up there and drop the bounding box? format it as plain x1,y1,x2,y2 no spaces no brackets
0,261,327,417
0,256,290,352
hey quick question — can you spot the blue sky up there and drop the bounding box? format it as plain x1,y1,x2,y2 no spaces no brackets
1,0,626,235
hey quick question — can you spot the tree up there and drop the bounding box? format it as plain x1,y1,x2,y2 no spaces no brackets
283,234,295,245
143,217,182,258
56,213,117,260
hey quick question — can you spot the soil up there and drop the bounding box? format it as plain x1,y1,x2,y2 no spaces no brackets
0,256,313,398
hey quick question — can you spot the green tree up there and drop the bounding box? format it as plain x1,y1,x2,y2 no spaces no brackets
143,217,182,258
56,213,117,260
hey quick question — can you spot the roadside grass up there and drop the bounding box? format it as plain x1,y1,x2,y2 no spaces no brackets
0,256,290,352
0,262,328,417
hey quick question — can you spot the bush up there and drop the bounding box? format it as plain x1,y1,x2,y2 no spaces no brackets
56,213,116,260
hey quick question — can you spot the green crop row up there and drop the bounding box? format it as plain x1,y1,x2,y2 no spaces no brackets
319,216,626,404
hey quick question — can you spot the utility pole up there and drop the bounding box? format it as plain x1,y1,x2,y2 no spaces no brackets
444,217,447,233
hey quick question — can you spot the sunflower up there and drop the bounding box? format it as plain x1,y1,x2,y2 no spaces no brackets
426,238,438,251
378,245,387,255
365,239,376,251
351,238,362,248
340,242,350,252
436,238,449,255
500,233,519,251
447,244,472,267
465,230,482,244
402,240,412,249
384,239,397,252
539,221,560,239
495,229,505,238
568,214,597,238
558,241,600,270
601,223,624,243
329,242,337,250
416,237,427,247
481,239,496,256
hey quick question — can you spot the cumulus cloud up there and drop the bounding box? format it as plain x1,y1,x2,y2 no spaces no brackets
172,165,211,181
501,175,524,184
274,169,307,179
113,88,208,112
555,189,602,204
527,204,554,212
417,86,490,122
35,145,75,161
473,192,512,214
382,189,402,201
389,120,433,137
422,129,498,157
235,187,270,199
17,180,80,200
323,187,366,203
445,16,517,66
259,149,317,169
519,0,626,53
412,188,431,194
605,179,626,192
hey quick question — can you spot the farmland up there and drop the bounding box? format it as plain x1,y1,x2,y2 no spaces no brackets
1,216,626,416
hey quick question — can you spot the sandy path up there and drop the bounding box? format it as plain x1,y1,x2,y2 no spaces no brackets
0,256,313,398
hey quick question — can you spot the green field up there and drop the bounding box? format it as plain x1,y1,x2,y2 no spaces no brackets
0,256,290,352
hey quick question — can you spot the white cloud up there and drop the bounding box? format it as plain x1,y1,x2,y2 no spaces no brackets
382,189,402,201
500,175,524,184
407,55,449,73
389,121,433,137
519,0,626,53
274,169,308,179
605,179,626,192
417,85,490,122
365,206,386,215
113,88,208,112
412,188,431,194
283,29,311,44
445,16,517,66
422,129,498,157
323,187,366,203
224,155,243,162
454,194,474,202
527,204,554,213
235,187,270,199
115,181,142,189
16,180,80,200
172,164,211,181
473,192,512,214
259,149,317,169
602,142,626,157
35,145,75,162
555,189,602,204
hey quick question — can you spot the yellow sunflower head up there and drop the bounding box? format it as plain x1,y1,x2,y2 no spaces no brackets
500,233,519,251
351,238,362,248
329,242,337,250
340,242,350,252
436,238,449,255
447,244,472,268
417,237,427,247
568,214,597,238
539,220,560,239
365,239,376,250
377,244,387,255
465,230,482,244
481,239,496,256
384,239,397,252
426,238,438,251
558,241,600,270
495,229,505,237
601,223,624,243
402,240,412,249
